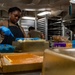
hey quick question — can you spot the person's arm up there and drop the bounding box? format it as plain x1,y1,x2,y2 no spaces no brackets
0,21,4,26
27,34,30,38
27,32,31,38
0,21,5,37
0,21,5,41
20,26,26,38
41,33,45,39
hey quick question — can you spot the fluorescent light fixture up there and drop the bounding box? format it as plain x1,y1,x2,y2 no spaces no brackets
24,8,51,11
22,16,35,20
37,11,51,16
24,9,36,11
38,8,51,11
70,0,75,3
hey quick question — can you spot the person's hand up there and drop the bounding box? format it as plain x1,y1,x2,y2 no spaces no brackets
0,26,14,37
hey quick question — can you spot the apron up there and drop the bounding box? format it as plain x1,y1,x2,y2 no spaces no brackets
1,20,24,45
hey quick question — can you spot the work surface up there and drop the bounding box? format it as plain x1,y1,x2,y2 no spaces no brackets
0,70,41,75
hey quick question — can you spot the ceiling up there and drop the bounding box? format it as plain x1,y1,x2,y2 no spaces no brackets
0,0,69,9
0,0,75,19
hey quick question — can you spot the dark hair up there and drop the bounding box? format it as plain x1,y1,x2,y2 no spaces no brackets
8,7,21,14
28,26,35,31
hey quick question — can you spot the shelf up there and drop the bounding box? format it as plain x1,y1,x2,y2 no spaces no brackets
48,29,62,30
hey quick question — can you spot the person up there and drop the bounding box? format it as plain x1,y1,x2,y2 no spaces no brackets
0,7,26,45
28,26,44,39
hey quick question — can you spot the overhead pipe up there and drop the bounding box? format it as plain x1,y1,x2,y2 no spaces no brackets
31,0,41,4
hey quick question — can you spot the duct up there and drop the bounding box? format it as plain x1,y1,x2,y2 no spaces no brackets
31,0,41,4
51,10,63,17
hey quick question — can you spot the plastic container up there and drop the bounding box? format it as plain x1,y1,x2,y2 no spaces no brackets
0,44,15,53
53,42,66,47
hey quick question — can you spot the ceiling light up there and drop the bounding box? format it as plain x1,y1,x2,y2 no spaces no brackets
70,0,75,3
24,9,36,11
24,8,51,11
22,16,35,20
38,8,51,11
37,11,51,16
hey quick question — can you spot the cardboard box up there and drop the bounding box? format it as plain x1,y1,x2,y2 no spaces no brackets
53,42,66,47
53,42,72,48
53,48,75,57
0,52,43,73
42,49,75,75
12,40,49,52
66,43,72,48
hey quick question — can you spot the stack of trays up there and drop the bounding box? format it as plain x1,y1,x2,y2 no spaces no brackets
53,42,72,48
53,40,75,48
0,52,43,73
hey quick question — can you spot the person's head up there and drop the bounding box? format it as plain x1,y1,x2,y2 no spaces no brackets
8,7,21,24
28,26,35,31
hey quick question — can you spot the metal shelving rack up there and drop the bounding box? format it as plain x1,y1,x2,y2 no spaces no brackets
37,17,63,40
63,26,73,40
37,17,48,40
37,17,73,40
48,21,63,39
20,19,35,35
